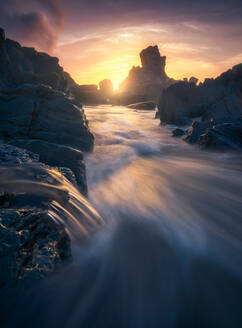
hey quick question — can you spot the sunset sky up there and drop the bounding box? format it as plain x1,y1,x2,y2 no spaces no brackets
1,0,242,88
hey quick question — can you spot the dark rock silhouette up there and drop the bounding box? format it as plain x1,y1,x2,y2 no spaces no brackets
0,29,97,295
119,45,174,103
158,63,242,150
0,28,94,193
0,84,93,194
127,101,156,110
0,29,77,92
140,45,167,81
0,28,5,43
172,128,185,137
99,79,114,97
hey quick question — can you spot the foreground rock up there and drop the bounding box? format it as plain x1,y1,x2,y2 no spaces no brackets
0,30,103,303
127,101,156,110
158,63,242,150
172,128,185,137
0,84,93,193
199,119,242,150
0,144,71,296
0,144,104,301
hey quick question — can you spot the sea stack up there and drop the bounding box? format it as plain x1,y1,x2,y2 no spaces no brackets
119,45,174,102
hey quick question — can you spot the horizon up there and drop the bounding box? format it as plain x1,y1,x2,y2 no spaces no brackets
1,0,242,87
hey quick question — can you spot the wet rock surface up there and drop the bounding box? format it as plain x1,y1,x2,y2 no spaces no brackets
172,128,185,137
0,30,99,302
0,206,71,294
158,63,242,150
127,101,156,110
0,84,93,193
0,144,72,298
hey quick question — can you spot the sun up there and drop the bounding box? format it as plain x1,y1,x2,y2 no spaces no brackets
113,82,120,90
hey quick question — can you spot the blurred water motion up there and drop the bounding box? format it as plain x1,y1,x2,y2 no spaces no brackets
4,105,242,327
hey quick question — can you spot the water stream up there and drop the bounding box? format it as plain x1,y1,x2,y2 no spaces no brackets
5,105,242,327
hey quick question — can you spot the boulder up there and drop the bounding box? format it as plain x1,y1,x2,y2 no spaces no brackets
10,139,87,194
172,128,185,137
158,81,202,125
185,121,212,144
0,206,71,294
158,64,242,125
127,101,156,110
199,120,242,150
158,63,242,150
0,84,93,192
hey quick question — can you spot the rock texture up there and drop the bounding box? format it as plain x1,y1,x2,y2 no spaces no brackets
0,143,104,303
119,45,174,103
0,31,76,92
0,144,72,296
0,84,93,193
127,101,156,110
0,29,104,304
158,63,242,150
0,28,94,193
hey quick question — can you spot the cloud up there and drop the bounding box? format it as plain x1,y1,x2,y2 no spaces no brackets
0,0,64,51
0,0,242,83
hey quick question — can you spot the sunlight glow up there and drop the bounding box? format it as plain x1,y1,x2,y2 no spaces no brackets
55,23,233,87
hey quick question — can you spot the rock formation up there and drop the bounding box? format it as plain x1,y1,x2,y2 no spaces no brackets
159,63,242,150
0,83,93,194
99,79,114,98
0,28,101,299
0,144,104,305
0,29,77,93
119,45,174,103
127,101,156,110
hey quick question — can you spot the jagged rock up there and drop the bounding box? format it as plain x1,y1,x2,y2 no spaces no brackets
119,45,174,102
99,79,114,97
140,45,167,80
0,30,77,93
158,63,242,150
127,101,156,110
0,144,39,164
0,84,93,192
0,207,71,293
185,121,212,144
189,77,198,85
199,120,242,150
158,64,242,126
172,128,185,137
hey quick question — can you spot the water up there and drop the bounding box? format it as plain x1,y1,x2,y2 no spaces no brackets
3,105,242,327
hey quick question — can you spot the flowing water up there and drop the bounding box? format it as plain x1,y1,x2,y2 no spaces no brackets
3,105,242,327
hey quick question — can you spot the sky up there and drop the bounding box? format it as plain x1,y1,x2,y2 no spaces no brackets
1,0,242,88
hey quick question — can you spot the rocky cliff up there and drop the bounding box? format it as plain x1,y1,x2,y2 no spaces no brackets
119,45,174,103
0,28,94,192
0,28,99,296
158,63,242,150
0,29,77,93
